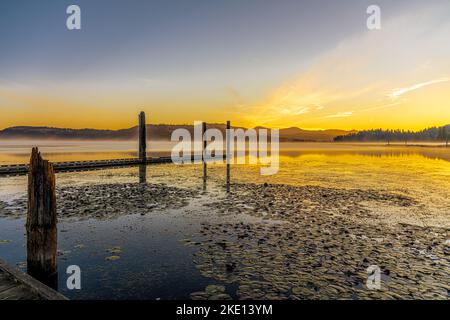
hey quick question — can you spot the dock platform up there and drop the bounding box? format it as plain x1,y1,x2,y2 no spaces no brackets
0,259,67,300
0,156,174,176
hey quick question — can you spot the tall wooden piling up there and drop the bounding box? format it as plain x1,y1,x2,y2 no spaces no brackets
226,121,231,192
139,164,146,184
202,122,207,182
26,147,57,288
139,111,147,163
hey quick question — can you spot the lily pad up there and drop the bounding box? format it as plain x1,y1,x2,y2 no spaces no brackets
106,246,122,254
205,284,225,295
106,255,121,261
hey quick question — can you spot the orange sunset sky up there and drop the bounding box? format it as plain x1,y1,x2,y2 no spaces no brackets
0,0,449,131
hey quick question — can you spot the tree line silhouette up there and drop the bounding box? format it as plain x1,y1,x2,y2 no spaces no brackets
334,125,450,145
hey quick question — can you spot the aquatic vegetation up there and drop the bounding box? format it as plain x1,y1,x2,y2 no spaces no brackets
106,247,122,254
105,256,121,261
0,182,200,219
190,284,232,300
189,183,449,300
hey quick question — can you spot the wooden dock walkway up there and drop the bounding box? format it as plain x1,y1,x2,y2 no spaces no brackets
0,156,174,176
0,154,225,176
0,259,67,300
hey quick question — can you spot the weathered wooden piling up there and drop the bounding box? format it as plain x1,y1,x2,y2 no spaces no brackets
226,120,231,192
26,147,58,289
139,164,146,184
202,122,207,182
139,111,147,163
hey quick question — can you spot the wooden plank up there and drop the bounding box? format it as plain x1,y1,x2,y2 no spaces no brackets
0,284,41,300
0,272,17,293
0,259,67,300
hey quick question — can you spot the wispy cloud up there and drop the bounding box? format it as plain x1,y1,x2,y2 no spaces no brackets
240,4,450,129
324,111,353,118
315,104,325,110
280,106,310,115
361,101,403,112
388,78,450,98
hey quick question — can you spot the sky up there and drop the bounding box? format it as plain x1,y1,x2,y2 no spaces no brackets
0,0,449,130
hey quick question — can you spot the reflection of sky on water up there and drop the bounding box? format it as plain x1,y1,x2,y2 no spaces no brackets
0,205,238,299
0,142,449,299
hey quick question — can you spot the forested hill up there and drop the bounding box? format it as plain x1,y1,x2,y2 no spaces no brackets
334,125,450,142
0,125,353,142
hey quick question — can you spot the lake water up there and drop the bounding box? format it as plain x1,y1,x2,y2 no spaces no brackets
0,141,449,299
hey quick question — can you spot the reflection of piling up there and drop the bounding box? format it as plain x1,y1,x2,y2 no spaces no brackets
139,111,147,163
202,122,207,182
139,164,146,184
226,120,231,193
26,147,58,289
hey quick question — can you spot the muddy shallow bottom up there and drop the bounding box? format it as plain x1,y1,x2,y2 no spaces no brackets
0,171,448,300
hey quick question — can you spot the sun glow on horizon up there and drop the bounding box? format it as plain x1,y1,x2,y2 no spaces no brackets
1,2,449,132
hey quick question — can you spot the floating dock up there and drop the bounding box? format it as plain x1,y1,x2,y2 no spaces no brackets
0,154,226,176
0,156,174,176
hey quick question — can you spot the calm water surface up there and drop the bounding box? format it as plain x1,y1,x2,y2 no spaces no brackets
0,141,449,299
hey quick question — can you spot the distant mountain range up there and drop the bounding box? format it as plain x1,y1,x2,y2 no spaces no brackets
0,125,354,142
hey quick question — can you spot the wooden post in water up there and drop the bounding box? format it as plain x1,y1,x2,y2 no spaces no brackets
139,164,146,184
26,147,57,288
139,111,147,163
226,121,231,193
202,122,207,183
